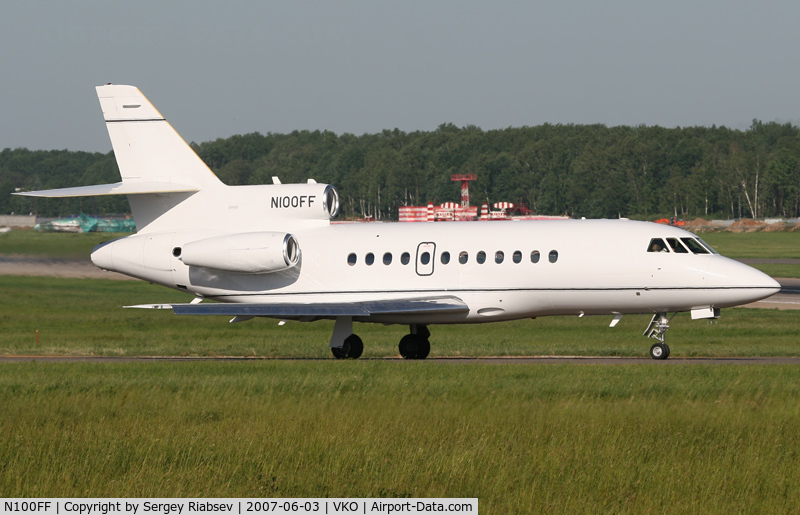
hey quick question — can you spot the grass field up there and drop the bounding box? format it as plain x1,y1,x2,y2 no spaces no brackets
699,232,800,277
0,230,123,258
698,231,800,259
1,276,798,358
1,361,799,512
2,230,799,510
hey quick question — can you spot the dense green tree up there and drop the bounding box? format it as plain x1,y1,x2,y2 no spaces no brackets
4,121,800,220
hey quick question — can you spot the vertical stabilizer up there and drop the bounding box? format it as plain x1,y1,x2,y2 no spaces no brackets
97,84,223,190
97,85,225,231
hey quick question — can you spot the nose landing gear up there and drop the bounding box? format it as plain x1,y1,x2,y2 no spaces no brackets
649,341,670,360
644,313,673,360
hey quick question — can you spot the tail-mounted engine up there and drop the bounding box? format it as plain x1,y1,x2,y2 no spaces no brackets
177,232,300,274
263,183,339,221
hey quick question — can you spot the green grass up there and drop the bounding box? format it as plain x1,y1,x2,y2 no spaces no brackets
0,229,124,258
1,361,799,512
2,234,799,512
683,232,800,277
698,231,800,260
747,263,800,278
1,276,798,358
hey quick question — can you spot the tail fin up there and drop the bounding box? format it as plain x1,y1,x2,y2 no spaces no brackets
97,84,223,190
15,85,225,231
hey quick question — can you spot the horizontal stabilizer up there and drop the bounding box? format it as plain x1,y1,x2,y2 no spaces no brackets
14,182,199,198
126,296,469,318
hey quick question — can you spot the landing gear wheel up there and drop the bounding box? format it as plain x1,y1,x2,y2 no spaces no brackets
331,334,364,359
644,313,673,360
399,334,430,360
398,334,416,359
649,342,669,360
416,338,431,359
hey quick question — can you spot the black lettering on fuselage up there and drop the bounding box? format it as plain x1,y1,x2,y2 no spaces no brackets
270,195,316,209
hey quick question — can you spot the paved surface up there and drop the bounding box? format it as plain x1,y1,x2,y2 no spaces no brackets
0,255,132,280
2,355,800,365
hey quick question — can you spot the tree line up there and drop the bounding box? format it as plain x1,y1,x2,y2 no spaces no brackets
2,120,799,220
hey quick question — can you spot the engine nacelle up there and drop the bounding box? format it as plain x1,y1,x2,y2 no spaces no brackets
177,232,300,274
257,183,340,221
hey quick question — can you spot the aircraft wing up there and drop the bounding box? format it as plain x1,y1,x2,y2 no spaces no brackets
127,296,469,318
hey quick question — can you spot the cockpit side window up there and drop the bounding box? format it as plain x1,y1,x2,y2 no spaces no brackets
648,238,669,253
666,238,689,253
681,237,710,254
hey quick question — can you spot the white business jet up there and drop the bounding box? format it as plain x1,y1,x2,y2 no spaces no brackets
17,85,781,360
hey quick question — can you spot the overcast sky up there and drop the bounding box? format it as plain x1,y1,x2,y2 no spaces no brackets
2,1,799,152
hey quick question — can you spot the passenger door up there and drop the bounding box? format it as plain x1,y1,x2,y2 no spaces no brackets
415,242,436,276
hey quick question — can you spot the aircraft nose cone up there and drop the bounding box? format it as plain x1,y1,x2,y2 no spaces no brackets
91,240,116,270
706,257,781,305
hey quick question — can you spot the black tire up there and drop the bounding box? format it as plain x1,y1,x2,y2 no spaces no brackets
344,334,363,359
398,334,415,359
649,342,669,360
331,334,363,359
398,334,419,359
416,338,431,359
399,334,430,360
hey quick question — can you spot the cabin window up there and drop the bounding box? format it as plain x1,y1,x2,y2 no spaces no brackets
347,253,357,266
401,252,411,265
548,250,559,263
477,251,486,264
383,252,392,265
513,250,522,263
420,252,431,265
531,250,540,263
648,238,669,253
681,238,710,254
666,238,689,253
495,251,504,264
365,253,375,265
459,251,468,264
441,251,451,264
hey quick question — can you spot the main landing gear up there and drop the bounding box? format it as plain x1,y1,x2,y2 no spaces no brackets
330,334,364,359
398,325,431,360
330,324,432,360
644,312,673,360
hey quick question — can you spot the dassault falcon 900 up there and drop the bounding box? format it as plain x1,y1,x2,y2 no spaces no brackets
16,85,781,360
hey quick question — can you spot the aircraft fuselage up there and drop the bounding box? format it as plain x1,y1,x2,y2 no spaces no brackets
92,217,779,325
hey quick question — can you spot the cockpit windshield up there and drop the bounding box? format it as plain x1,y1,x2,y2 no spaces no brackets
648,236,718,255
647,238,668,252
666,238,689,253
695,237,719,254
681,238,710,254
